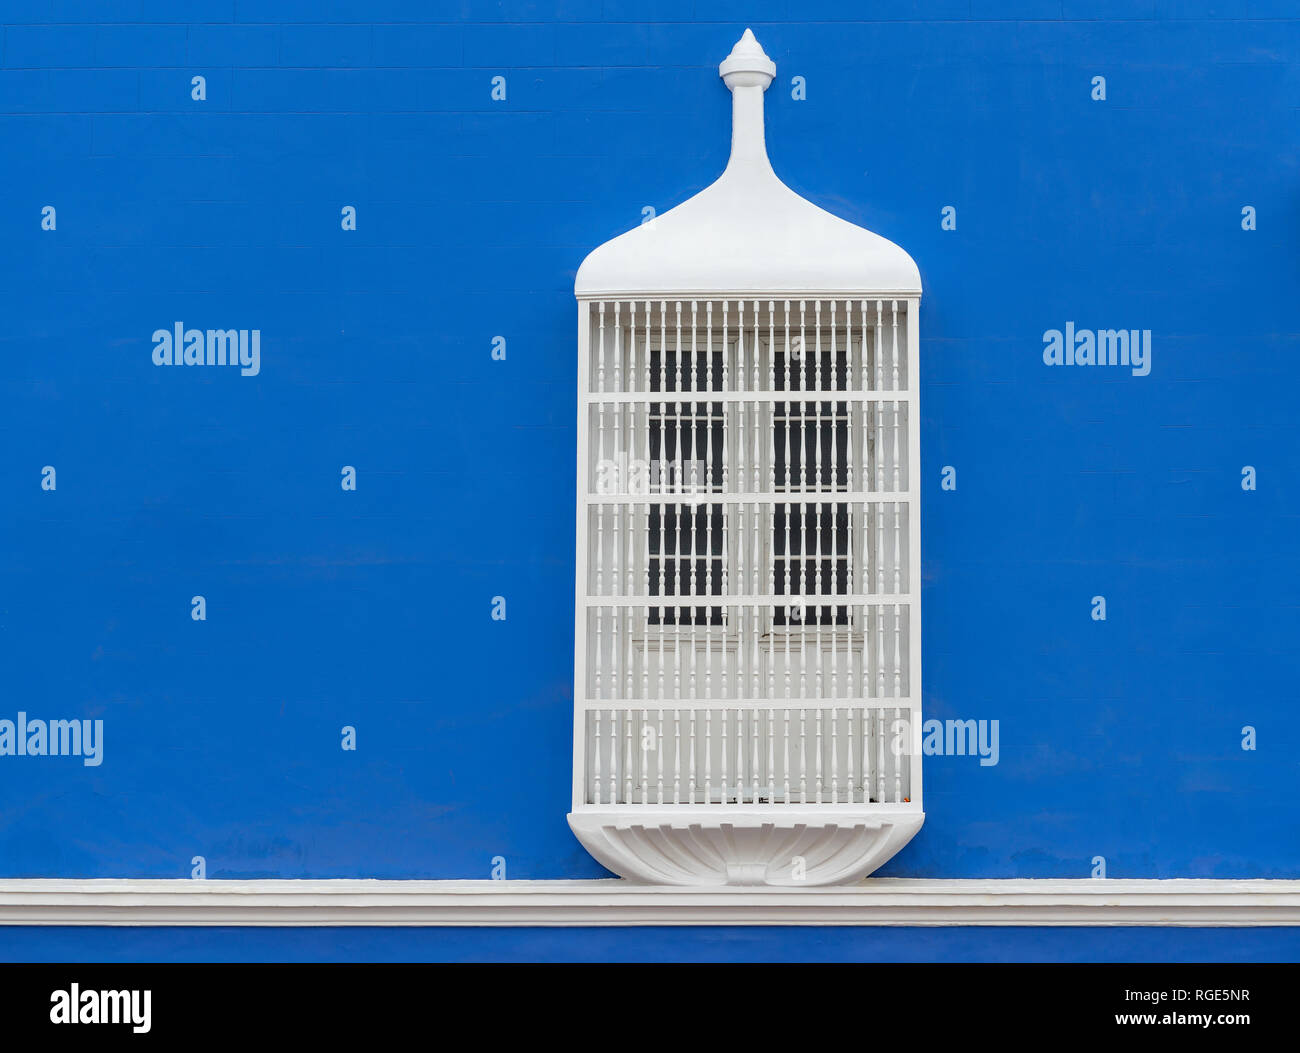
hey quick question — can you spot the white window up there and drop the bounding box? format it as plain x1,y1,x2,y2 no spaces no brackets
570,31,924,886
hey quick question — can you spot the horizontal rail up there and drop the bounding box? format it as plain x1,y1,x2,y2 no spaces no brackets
584,595,914,606
580,698,917,711
585,391,911,403
583,492,913,504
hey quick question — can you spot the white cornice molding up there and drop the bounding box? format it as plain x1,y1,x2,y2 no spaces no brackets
1,878,1297,927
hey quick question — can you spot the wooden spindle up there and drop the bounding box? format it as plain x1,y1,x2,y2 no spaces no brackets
673,708,681,804
613,300,622,393
830,707,839,804
767,710,775,803
814,299,823,392
656,709,665,804
799,708,808,803
624,708,633,804
782,708,791,802
705,708,712,804
815,708,824,803
609,707,618,804
593,709,602,805
641,706,650,803
688,709,697,804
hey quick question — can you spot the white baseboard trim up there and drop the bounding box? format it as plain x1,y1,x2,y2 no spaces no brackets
1,878,1297,927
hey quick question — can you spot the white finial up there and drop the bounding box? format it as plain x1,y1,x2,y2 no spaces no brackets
719,28,775,91
719,29,774,169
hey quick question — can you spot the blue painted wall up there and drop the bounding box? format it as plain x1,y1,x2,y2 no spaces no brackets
1,2,1297,960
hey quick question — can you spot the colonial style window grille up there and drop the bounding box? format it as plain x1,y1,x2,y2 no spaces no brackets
569,31,923,885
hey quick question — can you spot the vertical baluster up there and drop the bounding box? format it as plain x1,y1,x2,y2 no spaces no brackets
783,501,793,711
704,552,714,768
688,504,698,705
657,458,667,706
766,517,775,703
829,509,838,756
859,298,868,391
765,299,772,399
750,517,760,704
750,706,759,804
875,300,883,393
799,708,808,804
738,366,746,503
891,299,900,394
624,708,633,805
641,705,649,804
894,611,903,803
814,299,823,393
608,707,618,806
830,707,839,804
593,710,602,805
814,502,823,711
846,706,854,804
798,300,807,393
597,301,606,392
832,300,840,391
737,299,746,394
814,708,823,803
624,590,634,710
766,710,775,803
705,708,712,805
877,512,886,708
782,708,791,803
797,498,807,607
721,703,729,804
656,709,665,804
876,694,885,805
868,702,878,800
642,472,650,708
800,501,809,706
673,708,681,804
861,667,872,802
613,299,622,395
594,593,603,707
688,709,697,804
721,300,728,394
672,499,681,704
847,499,855,638
722,508,730,701
644,299,652,394
750,298,758,393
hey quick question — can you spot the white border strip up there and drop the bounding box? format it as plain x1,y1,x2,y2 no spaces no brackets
1,879,1298,927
